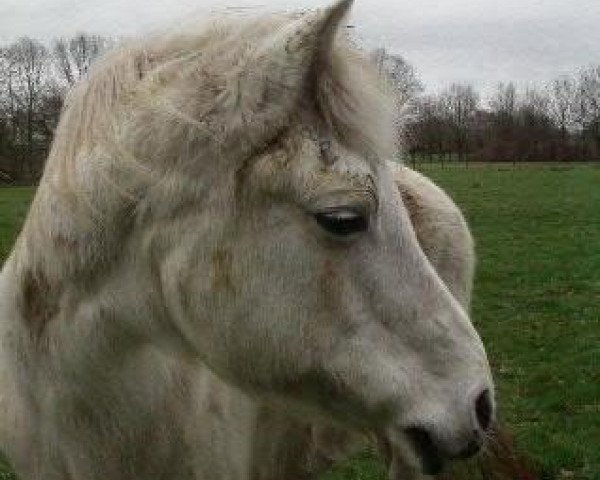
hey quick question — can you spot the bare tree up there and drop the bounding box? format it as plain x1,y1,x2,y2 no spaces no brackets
575,65,600,156
0,48,18,177
486,82,519,162
371,48,423,161
516,87,555,160
489,82,517,122
403,93,457,165
0,34,112,182
372,47,423,106
52,33,111,87
547,76,577,140
441,83,480,164
2,37,53,180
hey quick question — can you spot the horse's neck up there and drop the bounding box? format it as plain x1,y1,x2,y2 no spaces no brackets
1,252,264,480
4,172,212,369
2,213,175,394
1,242,194,452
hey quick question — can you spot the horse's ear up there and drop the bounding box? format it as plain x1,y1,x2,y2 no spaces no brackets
221,0,353,153
232,0,353,107
263,0,354,64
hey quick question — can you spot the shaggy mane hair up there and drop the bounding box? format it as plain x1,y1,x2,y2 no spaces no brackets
50,12,395,190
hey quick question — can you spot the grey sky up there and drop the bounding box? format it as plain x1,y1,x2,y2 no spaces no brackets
1,0,599,97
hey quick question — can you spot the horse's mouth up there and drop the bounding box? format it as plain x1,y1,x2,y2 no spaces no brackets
404,427,445,475
379,430,446,480
380,426,486,479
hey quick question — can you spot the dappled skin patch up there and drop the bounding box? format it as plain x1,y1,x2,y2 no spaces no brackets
20,270,59,338
399,188,424,230
52,232,79,252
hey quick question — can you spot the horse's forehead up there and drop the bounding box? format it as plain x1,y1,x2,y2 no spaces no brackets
289,123,380,173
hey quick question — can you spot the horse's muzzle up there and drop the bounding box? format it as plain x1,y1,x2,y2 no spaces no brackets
381,387,495,479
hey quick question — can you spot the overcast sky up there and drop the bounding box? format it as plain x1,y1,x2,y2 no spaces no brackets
1,0,599,98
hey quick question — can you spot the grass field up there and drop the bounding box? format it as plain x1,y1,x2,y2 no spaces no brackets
0,164,598,480
418,164,600,480
0,187,31,263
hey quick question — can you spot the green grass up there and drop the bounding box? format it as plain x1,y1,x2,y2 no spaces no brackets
419,164,600,480
0,187,32,262
320,449,388,480
0,165,598,480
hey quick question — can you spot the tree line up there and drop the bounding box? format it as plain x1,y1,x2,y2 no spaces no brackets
1,37,599,184
396,64,600,165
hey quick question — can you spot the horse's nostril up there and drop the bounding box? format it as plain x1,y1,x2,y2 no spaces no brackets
475,388,493,432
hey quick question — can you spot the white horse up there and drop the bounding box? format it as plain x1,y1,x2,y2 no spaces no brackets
0,1,494,479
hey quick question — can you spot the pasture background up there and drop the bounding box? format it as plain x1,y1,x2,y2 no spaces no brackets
0,165,598,480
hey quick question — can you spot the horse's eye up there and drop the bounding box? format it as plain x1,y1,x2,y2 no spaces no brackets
314,209,368,237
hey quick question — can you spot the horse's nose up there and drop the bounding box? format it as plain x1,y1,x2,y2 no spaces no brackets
402,386,495,474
